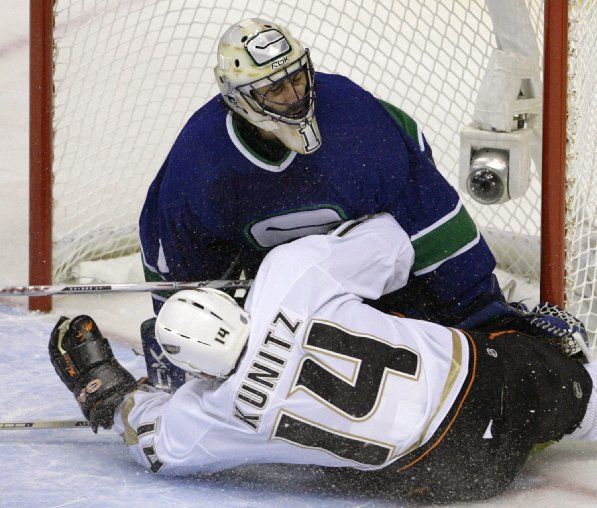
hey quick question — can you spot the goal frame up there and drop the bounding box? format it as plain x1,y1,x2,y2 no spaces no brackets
30,0,54,312
29,0,569,312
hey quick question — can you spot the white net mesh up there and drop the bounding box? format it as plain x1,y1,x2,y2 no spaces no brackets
564,0,597,343
49,0,595,342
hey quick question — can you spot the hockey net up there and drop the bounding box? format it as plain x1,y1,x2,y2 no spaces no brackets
32,0,596,344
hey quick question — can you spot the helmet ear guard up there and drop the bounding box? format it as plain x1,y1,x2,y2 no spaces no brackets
155,289,250,378
214,18,322,154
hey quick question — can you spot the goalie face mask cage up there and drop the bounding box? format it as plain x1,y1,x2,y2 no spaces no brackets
240,51,316,126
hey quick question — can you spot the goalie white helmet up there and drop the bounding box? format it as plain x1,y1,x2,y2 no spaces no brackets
214,18,321,154
155,289,250,378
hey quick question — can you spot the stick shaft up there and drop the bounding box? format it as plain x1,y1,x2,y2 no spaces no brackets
0,420,89,430
0,280,253,297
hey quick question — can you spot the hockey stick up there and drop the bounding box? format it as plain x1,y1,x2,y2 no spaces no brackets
0,279,253,297
0,420,90,430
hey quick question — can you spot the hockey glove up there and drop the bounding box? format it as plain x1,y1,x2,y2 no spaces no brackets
524,303,591,361
49,315,138,432
463,300,590,362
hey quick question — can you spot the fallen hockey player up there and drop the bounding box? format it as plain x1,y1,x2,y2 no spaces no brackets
49,214,596,503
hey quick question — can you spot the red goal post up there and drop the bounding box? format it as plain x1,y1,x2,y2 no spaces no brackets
541,0,568,314
30,0,53,313
29,1,595,344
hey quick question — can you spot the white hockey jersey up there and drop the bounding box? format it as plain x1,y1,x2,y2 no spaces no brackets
114,213,471,474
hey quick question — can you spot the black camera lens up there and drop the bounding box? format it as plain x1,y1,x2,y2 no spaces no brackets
466,167,504,204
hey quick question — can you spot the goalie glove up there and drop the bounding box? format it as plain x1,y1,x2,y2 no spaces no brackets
467,301,591,362
49,315,138,432
525,303,591,362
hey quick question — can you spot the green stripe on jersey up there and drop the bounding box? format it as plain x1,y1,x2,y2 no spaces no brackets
411,204,478,273
143,265,174,301
378,99,419,143
143,265,162,282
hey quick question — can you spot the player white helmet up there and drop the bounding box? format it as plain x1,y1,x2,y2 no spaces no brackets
214,18,321,154
155,289,250,378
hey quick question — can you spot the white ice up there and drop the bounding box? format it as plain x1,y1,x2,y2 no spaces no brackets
1,1,596,506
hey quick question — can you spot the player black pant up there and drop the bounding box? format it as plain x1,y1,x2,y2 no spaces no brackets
328,329,592,504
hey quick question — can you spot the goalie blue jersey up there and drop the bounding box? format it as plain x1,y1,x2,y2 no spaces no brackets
140,72,498,323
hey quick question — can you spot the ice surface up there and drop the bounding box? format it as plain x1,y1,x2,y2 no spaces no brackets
0,305,359,507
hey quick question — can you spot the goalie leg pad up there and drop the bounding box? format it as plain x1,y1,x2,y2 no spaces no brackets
141,317,187,392
49,315,138,432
